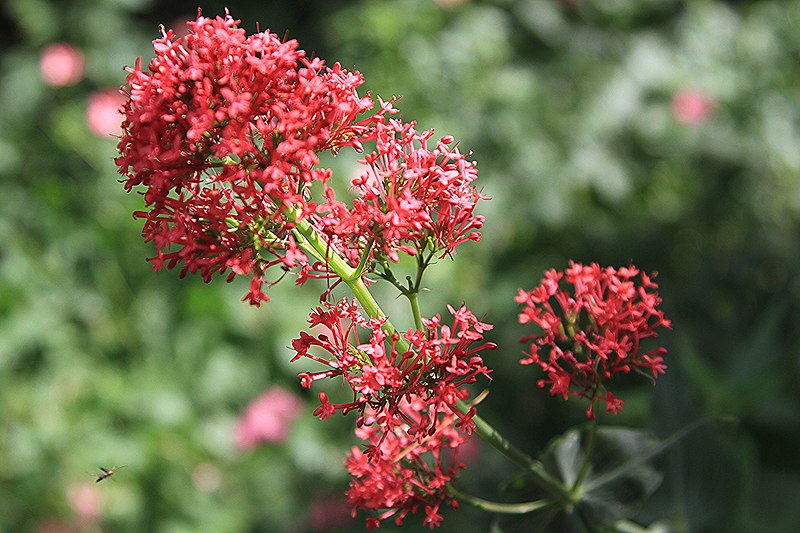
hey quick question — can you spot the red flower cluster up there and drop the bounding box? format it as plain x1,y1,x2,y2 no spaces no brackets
291,299,493,527
345,397,470,529
320,118,487,264
115,12,382,305
516,262,671,418
292,299,493,438
116,12,487,306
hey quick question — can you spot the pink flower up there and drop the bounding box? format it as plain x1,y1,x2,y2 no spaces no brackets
516,262,671,418
671,89,716,125
235,386,304,448
86,90,125,137
40,43,84,86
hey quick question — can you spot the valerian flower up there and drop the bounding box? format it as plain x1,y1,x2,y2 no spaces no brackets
292,299,493,447
319,117,487,265
516,262,671,418
345,396,470,529
115,11,383,305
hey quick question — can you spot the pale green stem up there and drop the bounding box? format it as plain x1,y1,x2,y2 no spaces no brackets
408,291,423,331
287,211,403,344
448,484,554,514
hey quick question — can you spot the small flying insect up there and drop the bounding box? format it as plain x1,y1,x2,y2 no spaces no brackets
95,465,126,483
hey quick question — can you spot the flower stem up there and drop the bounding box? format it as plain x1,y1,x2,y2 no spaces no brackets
572,418,597,493
408,291,423,331
457,399,574,507
447,484,554,514
288,212,405,345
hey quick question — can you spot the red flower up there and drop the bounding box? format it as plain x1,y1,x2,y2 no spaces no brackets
318,117,487,264
291,299,494,448
516,262,671,417
115,12,383,305
344,396,470,529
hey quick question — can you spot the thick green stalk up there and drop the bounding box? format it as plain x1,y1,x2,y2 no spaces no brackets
408,291,423,331
288,212,404,345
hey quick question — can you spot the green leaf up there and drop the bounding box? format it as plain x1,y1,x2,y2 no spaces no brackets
541,426,664,529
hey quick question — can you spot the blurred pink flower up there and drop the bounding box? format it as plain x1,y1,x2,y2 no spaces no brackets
40,43,85,87
86,89,125,137
235,386,304,448
66,482,102,520
671,89,716,125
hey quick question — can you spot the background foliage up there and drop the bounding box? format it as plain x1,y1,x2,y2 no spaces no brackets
1,0,799,531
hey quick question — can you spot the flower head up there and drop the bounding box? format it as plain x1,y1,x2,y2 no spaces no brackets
671,89,716,125
40,43,85,86
86,89,125,137
345,396,470,529
516,262,670,417
115,12,382,305
320,117,487,264
292,299,493,449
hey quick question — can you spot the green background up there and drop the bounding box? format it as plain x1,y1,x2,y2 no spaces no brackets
1,0,799,531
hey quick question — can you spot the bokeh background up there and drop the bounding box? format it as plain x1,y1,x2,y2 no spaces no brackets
2,0,799,531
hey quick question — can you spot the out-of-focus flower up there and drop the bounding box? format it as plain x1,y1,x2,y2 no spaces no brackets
86,89,125,137
516,262,671,418
671,89,716,125
235,386,304,448
292,298,493,452
39,43,85,86
66,482,102,520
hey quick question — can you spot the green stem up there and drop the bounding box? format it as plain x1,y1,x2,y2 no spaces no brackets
572,418,597,493
288,211,406,346
408,291,423,330
448,484,554,514
458,399,574,507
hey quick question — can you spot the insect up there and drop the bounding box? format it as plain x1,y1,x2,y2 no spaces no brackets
95,465,126,483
